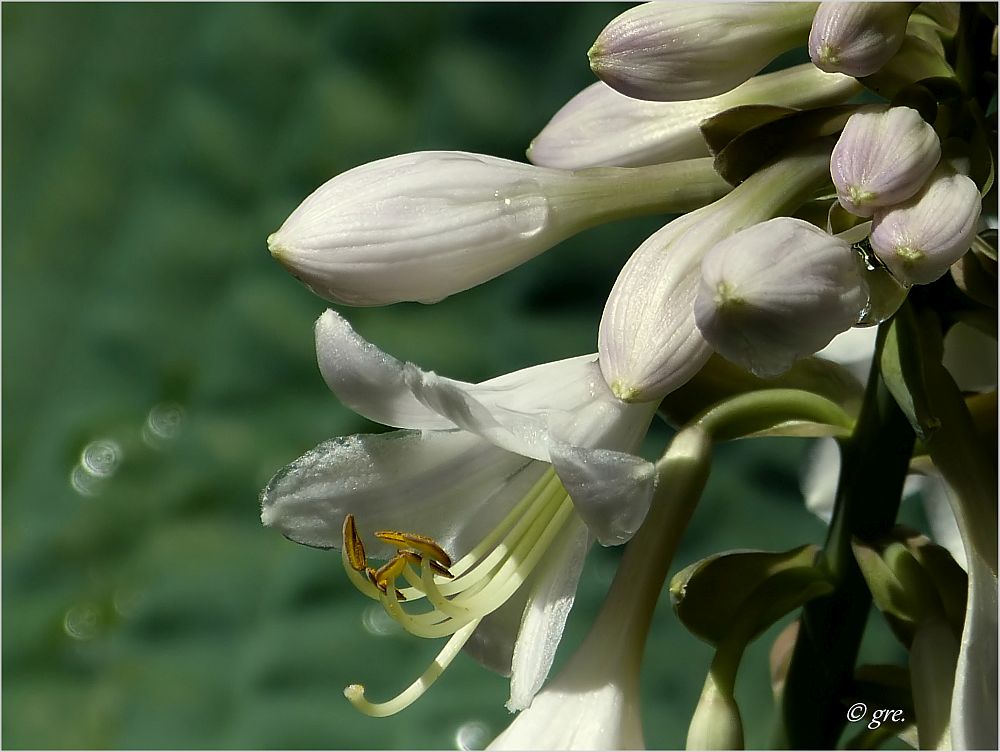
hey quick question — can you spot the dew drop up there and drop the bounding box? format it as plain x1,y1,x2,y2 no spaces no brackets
455,720,491,751
493,179,551,241
112,586,143,619
69,464,102,497
361,604,402,637
81,439,122,478
63,604,100,640
142,402,185,446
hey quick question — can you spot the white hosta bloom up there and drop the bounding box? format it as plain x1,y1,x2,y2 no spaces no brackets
490,428,712,751
694,218,868,378
871,170,982,286
809,2,916,77
588,2,817,102
600,144,833,403
529,64,861,170
261,311,661,713
268,151,727,306
831,106,941,217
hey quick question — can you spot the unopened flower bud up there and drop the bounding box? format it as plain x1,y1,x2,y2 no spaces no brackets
268,151,727,306
529,64,860,170
686,672,745,750
589,2,817,102
599,145,833,402
871,169,982,285
831,106,941,217
809,2,916,77
694,217,868,378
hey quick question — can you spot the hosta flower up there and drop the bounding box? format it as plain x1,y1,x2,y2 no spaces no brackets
871,169,982,286
693,217,868,378
267,151,727,306
589,2,817,102
809,2,916,77
529,63,860,170
261,311,661,713
831,106,941,217
600,143,833,403
489,428,712,750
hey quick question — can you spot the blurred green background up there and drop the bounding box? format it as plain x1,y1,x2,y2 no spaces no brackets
3,4,909,749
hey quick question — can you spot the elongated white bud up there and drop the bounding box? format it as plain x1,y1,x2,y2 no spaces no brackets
599,146,833,402
529,64,861,170
831,106,941,217
871,169,982,286
589,2,817,102
809,2,916,77
694,218,868,378
268,151,728,306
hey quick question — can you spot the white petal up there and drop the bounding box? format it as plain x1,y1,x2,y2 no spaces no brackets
801,437,841,523
507,514,592,711
315,310,456,430
406,355,614,462
942,321,997,393
950,554,999,749
550,443,656,548
316,309,608,459
815,325,878,383
462,586,529,678
260,427,545,560
921,473,969,571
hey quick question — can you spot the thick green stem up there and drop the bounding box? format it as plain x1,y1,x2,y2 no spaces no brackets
779,326,916,748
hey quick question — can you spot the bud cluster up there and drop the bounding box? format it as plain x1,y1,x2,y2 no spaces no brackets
831,105,982,287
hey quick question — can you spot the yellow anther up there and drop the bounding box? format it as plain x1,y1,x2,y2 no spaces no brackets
375,529,453,568
427,559,455,579
373,553,409,589
343,514,368,573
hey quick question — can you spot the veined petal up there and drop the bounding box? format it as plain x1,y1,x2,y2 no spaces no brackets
315,309,602,450
809,2,915,77
549,443,656,547
921,471,968,571
950,554,999,749
260,427,544,559
589,2,817,102
507,514,591,711
831,106,940,217
315,309,456,430
529,64,860,170
694,218,868,377
268,151,579,306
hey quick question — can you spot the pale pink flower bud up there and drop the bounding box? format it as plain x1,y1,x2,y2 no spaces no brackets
871,170,982,286
694,217,868,378
589,2,817,102
809,2,916,77
831,106,941,217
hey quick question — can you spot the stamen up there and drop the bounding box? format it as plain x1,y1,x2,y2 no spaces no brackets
343,514,368,573
344,619,480,717
339,465,578,715
375,530,453,568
